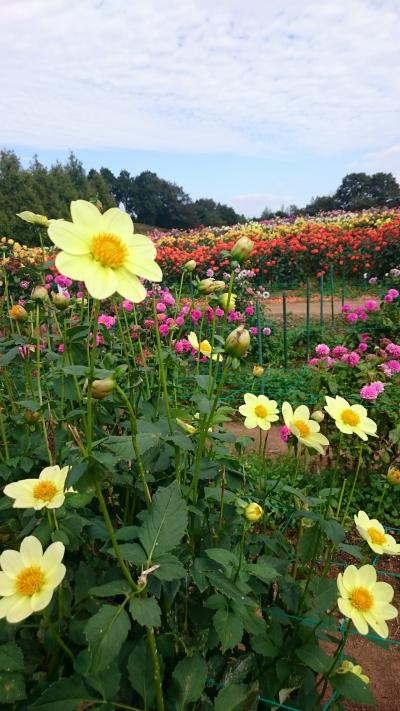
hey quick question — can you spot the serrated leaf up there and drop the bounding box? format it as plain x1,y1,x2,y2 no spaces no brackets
320,519,345,544
295,643,331,673
332,671,374,705
310,578,338,612
129,597,161,627
213,609,243,652
246,562,280,583
85,604,130,673
153,554,186,580
127,640,156,706
205,548,238,568
29,678,92,709
139,481,188,560
171,654,208,709
298,526,321,562
0,643,24,672
214,683,257,711
89,580,130,597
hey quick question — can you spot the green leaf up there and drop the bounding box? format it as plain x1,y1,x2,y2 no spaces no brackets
89,580,130,597
320,519,345,544
0,643,24,672
310,578,338,612
205,548,238,568
29,678,93,710
127,640,156,707
129,597,161,627
298,526,321,562
139,481,188,560
332,671,374,705
153,554,186,580
85,604,131,673
206,571,253,605
213,609,243,652
108,542,146,563
246,562,280,583
171,654,208,709
0,672,26,703
0,347,19,366
337,543,363,560
295,643,331,673
86,661,121,701
214,683,258,711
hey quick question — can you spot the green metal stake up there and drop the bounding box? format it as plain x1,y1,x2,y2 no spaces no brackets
341,261,346,307
256,300,265,394
306,278,311,362
282,288,288,370
330,265,335,325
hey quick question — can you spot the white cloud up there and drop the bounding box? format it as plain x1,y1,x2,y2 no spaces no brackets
0,0,399,160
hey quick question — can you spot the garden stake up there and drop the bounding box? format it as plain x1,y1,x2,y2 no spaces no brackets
282,288,288,369
329,264,335,325
306,278,311,362
319,273,324,329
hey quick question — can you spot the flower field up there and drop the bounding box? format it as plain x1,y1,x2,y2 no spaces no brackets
0,201,399,710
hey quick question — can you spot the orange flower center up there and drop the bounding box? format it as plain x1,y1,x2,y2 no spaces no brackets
350,586,374,612
91,233,128,269
341,408,360,426
293,419,310,438
15,566,45,596
255,404,268,418
33,480,58,502
368,527,386,545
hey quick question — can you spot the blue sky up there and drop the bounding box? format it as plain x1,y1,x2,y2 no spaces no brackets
2,0,400,216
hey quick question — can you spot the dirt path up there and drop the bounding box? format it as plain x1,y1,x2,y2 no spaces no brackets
265,296,363,318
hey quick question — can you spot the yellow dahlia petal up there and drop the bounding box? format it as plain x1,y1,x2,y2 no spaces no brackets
350,609,369,635
55,252,95,281
0,573,15,596
48,220,91,255
20,537,43,567
115,270,147,303
42,542,65,573
0,595,19,620
363,613,388,638
0,551,23,577
70,199,103,231
125,257,163,282
84,263,118,300
30,589,53,613
244,415,258,429
5,596,33,624
101,207,134,237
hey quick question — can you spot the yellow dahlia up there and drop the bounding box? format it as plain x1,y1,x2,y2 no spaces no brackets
0,536,66,623
336,660,369,684
239,394,279,431
48,200,162,302
324,396,377,440
354,511,400,555
4,465,71,510
281,402,329,454
337,564,397,638
188,332,222,361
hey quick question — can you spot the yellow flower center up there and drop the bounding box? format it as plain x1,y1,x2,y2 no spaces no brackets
293,419,310,438
91,233,128,269
200,341,211,354
33,480,58,502
15,566,45,596
341,408,360,426
255,404,268,418
350,586,374,612
367,527,386,545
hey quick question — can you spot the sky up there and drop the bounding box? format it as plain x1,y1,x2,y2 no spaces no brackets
1,0,400,216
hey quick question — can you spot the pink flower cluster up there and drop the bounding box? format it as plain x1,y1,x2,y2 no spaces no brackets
359,381,385,401
383,288,400,304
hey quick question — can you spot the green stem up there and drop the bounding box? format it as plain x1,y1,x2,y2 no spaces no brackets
43,612,74,663
146,627,165,711
115,385,152,507
152,298,173,433
340,443,363,525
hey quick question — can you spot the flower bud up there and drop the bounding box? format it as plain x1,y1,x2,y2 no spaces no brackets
225,325,250,357
230,236,254,263
387,465,400,486
91,377,116,400
311,410,325,423
219,292,237,311
198,278,226,294
16,211,50,226
183,259,196,272
52,292,70,309
9,304,28,321
31,285,49,301
253,365,264,377
176,418,196,434
244,502,263,522
24,408,40,423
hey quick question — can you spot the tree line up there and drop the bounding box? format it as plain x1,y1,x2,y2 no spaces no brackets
0,150,244,244
261,172,400,219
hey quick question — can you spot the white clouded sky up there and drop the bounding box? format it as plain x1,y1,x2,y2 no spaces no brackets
1,0,400,214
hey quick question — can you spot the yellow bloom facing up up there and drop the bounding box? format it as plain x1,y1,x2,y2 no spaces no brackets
324,396,377,440
48,200,162,302
354,511,400,555
187,332,222,361
337,564,397,638
336,660,369,684
239,394,279,431
0,536,66,623
4,465,71,510
282,402,329,454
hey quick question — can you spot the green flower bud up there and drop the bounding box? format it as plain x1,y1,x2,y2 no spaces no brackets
91,377,116,400
387,465,400,486
253,365,264,377
230,236,254,263
311,410,325,423
52,292,70,309
31,285,49,301
183,259,196,272
219,292,237,311
198,278,226,294
225,325,250,357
